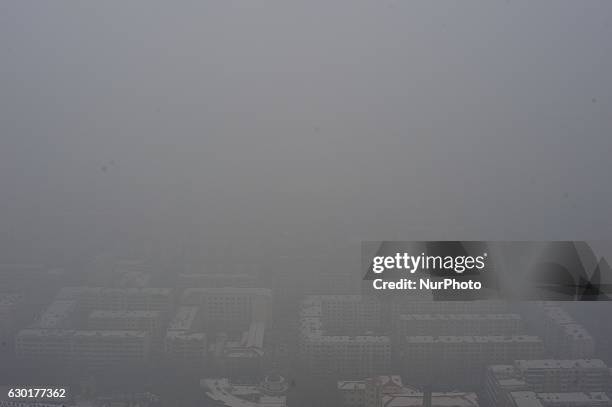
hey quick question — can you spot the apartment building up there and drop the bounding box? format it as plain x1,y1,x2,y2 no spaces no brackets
401,335,544,386
299,297,390,378
390,299,509,317
485,359,612,407
395,313,523,337
338,375,479,407
87,310,162,335
71,330,150,366
510,391,612,407
165,306,206,362
180,288,271,327
15,328,74,359
524,304,595,359
56,287,172,312
15,328,150,366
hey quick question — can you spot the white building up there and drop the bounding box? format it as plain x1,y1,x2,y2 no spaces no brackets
177,273,258,288
72,330,150,366
180,287,271,327
165,331,207,362
510,391,612,407
395,313,523,337
300,297,390,378
165,306,206,362
202,378,287,407
525,304,595,359
484,359,612,407
338,375,479,407
34,300,77,329
390,299,509,317
223,321,265,378
316,295,382,333
15,328,74,359
16,328,151,366
167,306,200,331
56,287,172,312
402,335,544,386
338,380,366,407
87,310,162,335
515,360,612,393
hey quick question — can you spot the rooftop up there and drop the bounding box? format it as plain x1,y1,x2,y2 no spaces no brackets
168,306,199,331
73,330,149,338
244,321,265,349
0,293,23,307
166,331,206,340
89,310,161,319
57,286,171,299
383,391,479,407
337,380,366,391
182,287,272,296
17,328,75,337
406,335,541,343
515,359,607,370
398,313,521,321
36,300,76,328
510,391,612,407
202,378,286,407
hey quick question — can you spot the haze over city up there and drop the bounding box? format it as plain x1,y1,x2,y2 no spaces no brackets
1,2,612,407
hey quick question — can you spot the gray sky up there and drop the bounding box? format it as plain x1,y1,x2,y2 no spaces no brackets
1,1,611,263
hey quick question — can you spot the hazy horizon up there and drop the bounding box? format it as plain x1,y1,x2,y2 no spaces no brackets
2,1,611,266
